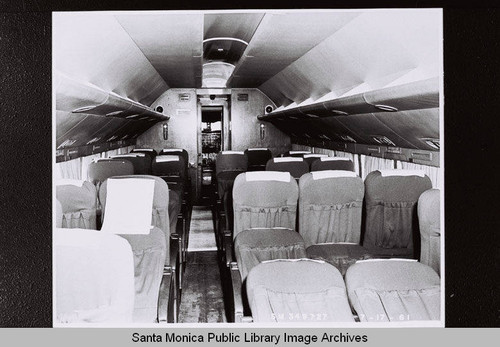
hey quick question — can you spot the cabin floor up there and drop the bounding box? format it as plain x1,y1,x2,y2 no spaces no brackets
178,206,226,323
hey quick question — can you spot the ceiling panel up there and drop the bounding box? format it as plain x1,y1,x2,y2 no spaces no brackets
53,13,168,106
259,10,442,107
204,13,264,43
228,12,360,88
116,13,204,88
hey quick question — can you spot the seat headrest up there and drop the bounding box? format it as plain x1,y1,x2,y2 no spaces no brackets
303,154,328,158
133,148,154,152
273,157,303,163
113,153,146,158
245,171,291,182
289,150,311,155
378,169,425,177
310,170,358,180
162,148,183,152
155,155,180,163
355,258,418,264
247,148,269,151
100,178,155,235
320,157,351,161
221,151,245,155
261,258,325,265
55,179,85,187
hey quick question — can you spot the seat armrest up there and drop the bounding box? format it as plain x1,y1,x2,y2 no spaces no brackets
170,233,180,270
230,262,252,323
224,230,233,267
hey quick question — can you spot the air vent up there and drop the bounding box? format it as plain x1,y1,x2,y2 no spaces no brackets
72,105,97,113
86,137,101,145
289,116,298,120
306,114,319,118
126,114,140,119
372,135,396,146
121,135,129,140
106,111,123,117
107,135,118,142
374,104,398,112
319,134,332,140
339,134,356,143
237,93,249,101
57,139,77,149
331,110,349,116
303,133,311,138
422,138,440,150
178,93,191,101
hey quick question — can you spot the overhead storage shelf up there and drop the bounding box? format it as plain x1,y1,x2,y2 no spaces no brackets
55,73,169,122
257,77,439,121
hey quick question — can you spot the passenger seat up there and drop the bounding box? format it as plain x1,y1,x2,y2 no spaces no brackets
418,189,441,275
265,157,309,180
244,148,272,171
310,156,355,172
55,179,97,229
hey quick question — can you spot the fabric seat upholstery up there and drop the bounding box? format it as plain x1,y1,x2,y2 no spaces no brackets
56,180,97,229
246,259,355,322
265,157,309,180
310,157,355,172
418,189,441,275
55,228,134,324
232,171,298,237
362,170,432,259
244,148,272,171
234,228,307,280
345,259,440,321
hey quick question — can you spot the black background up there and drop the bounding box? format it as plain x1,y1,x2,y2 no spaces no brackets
0,1,498,327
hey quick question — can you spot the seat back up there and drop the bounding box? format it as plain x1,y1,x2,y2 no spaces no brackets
363,170,433,257
234,228,306,280
246,259,354,322
302,153,328,169
311,157,355,172
418,189,441,275
111,153,152,174
265,157,309,180
283,150,311,157
131,148,157,159
99,175,170,262
152,155,187,184
244,148,272,171
56,179,97,229
159,148,189,171
55,228,134,324
345,259,440,321
87,159,134,186
299,171,364,247
232,171,298,237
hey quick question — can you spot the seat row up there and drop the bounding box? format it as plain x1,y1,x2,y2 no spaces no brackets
55,176,179,324
221,169,440,322
55,147,194,324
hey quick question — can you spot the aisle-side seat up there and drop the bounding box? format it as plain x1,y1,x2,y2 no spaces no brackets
55,228,135,324
151,155,188,271
111,153,152,175
215,151,248,248
233,227,306,280
362,170,432,259
235,259,355,323
302,153,328,169
284,150,311,157
310,157,355,172
232,171,298,237
87,159,134,187
345,259,440,321
265,157,309,180
418,189,441,275
299,171,367,275
131,148,158,158
99,176,179,322
244,148,272,172
56,179,97,229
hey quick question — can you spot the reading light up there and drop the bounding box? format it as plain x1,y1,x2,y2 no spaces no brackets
260,123,266,140
163,123,168,140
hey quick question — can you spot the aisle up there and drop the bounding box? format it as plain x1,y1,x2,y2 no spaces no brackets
178,206,226,323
